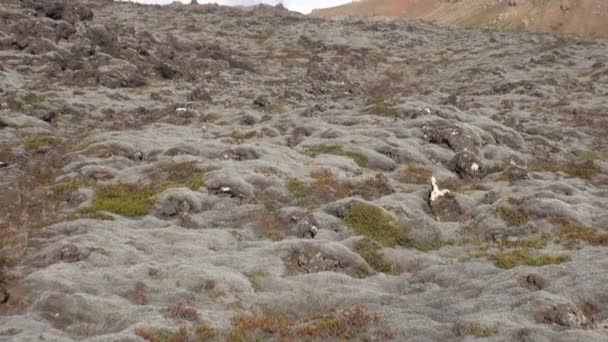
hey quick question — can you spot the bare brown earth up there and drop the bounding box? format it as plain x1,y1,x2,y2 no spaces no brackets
313,0,608,36
1,0,608,341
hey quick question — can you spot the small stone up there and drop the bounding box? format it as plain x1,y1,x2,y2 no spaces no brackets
59,244,83,263
536,303,588,328
451,150,482,179
0,286,9,304
188,87,212,102
253,95,270,108
525,273,546,290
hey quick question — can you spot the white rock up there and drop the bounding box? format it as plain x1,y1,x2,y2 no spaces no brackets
430,176,450,202
471,162,480,171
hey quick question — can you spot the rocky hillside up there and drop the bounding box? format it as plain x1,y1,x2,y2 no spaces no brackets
1,0,608,341
313,0,608,36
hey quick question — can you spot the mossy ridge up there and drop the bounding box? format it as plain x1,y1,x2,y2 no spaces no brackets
305,144,368,168
345,203,411,247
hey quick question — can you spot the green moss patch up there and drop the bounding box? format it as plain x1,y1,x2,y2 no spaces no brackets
475,249,569,269
81,183,158,217
454,322,498,337
575,150,608,161
23,134,56,151
22,93,47,105
345,203,410,247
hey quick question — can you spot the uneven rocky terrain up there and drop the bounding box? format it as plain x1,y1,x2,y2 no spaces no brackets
313,0,608,36
1,0,608,341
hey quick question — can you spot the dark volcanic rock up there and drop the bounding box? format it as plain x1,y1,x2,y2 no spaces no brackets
59,244,85,263
253,95,270,108
0,285,9,304
450,150,482,179
187,86,212,102
535,303,589,328
429,191,462,222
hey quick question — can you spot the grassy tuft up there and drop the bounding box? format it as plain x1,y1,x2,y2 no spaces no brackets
161,303,199,321
0,144,13,161
29,220,56,229
23,134,56,151
454,322,498,337
575,150,608,161
162,162,206,190
22,93,47,105
286,169,351,207
551,216,608,245
287,178,312,199
227,304,388,341
475,249,569,269
81,183,158,217
244,271,268,292
345,203,411,247
228,130,257,143
305,144,368,168
353,173,394,200
354,238,393,273
530,159,599,179
365,95,397,118
398,165,431,184
493,205,528,226
134,326,188,342
51,179,95,202
68,209,115,221
248,208,285,241
194,322,216,342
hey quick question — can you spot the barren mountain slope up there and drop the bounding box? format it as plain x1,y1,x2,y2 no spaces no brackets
313,0,608,36
1,0,608,341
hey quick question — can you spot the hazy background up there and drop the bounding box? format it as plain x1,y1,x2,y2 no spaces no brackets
119,0,355,14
